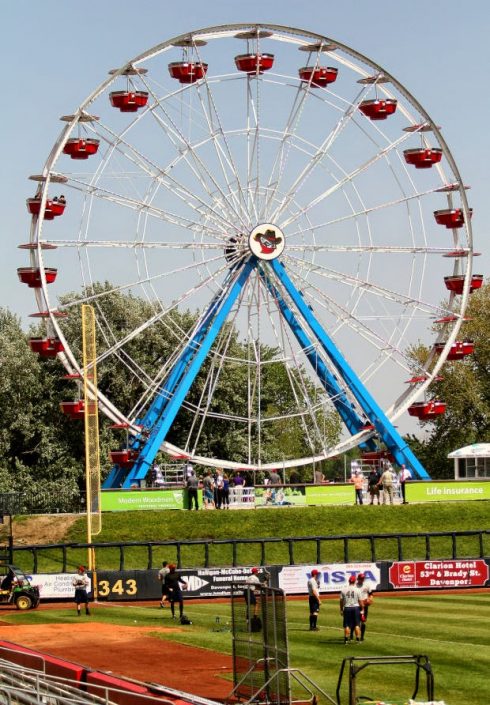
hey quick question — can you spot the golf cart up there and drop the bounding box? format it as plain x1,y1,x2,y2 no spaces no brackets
0,565,40,610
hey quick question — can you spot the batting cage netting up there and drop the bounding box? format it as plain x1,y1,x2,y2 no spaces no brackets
231,581,290,705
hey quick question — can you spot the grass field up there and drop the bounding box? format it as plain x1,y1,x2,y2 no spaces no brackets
3,592,490,705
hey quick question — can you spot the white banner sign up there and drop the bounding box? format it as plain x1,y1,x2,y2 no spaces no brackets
278,563,380,594
30,573,92,599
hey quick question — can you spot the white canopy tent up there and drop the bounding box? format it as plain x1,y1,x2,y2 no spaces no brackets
448,443,490,479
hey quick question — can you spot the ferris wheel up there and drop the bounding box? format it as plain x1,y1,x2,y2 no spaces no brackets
19,24,479,487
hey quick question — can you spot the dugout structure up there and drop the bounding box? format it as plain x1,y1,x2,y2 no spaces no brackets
230,583,290,705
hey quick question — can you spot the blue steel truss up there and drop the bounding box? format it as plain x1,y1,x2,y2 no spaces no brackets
103,254,429,488
269,259,429,479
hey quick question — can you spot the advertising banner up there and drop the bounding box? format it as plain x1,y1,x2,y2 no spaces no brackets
31,573,93,599
101,489,184,511
278,563,380,594
305,484,353,506
95,567,270,601
255,487,306,507
407,481,490,503
388,559,489,589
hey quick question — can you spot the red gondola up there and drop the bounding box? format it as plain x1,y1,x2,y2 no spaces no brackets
109,91,148,112
29,338,64,357
403,148,443,169
26,198,66,220
63,138,100,160
168,62,208,84
29,310,67,319
433,208,473,229
235,53,274,74
60,400,85,420
298,66,338,87
444,274,483,295
434,340,474,360
408,400,446,420
17,267,57,288
358,99,397,120
110,449,139,467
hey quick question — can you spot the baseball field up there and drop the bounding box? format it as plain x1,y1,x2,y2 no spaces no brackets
1,590,489,704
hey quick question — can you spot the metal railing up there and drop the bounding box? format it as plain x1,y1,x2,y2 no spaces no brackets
6,529,489,574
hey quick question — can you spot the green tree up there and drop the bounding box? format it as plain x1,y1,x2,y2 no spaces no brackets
406,281,490,477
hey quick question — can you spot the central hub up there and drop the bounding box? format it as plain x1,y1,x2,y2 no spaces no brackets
248,223,285,261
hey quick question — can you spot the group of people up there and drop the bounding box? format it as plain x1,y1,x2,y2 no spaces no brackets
308,571,373,643
351,462,412,505
187,466,247,510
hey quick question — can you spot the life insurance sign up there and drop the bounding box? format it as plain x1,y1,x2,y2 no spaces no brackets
278,563,380,594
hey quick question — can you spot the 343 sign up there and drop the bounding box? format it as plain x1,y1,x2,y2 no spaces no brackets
96,570,160,601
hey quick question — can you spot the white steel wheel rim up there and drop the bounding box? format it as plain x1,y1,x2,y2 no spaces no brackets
27,23,474,471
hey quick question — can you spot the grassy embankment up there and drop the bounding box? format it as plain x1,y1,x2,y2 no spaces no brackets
11,501,490,572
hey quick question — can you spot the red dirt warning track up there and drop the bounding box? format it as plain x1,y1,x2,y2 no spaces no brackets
1,622,233,701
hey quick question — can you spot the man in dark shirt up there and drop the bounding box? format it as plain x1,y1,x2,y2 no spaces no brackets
186,470,199,510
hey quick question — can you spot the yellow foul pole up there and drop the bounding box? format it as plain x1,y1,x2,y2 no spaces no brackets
81,304,102,581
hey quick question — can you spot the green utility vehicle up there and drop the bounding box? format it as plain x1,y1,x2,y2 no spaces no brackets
0,565,40,610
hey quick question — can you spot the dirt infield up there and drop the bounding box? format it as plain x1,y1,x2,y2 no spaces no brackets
1,621,234,701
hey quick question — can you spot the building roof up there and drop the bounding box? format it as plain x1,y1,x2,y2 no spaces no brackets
448,443,490,459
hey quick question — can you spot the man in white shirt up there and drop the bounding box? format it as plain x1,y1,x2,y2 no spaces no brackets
399,464,412,504
307,569,321,631
339,575,363,644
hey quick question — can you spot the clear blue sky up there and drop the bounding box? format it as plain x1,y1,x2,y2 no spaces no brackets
2,1,488,441
4,0,488,323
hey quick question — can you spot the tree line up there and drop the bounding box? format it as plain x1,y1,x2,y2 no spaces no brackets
1,281,487,505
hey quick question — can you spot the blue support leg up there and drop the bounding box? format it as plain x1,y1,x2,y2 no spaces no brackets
122,260,256,487
270,259,430,479
259,267,376,449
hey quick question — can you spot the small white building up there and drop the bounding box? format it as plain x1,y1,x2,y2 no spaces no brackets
448,443,490,479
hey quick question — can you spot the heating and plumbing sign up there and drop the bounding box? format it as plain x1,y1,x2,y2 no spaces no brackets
389,559,489,589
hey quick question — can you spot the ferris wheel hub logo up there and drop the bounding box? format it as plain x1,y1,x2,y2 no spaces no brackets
249,224,285,261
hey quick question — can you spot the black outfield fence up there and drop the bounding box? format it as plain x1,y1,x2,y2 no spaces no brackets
5,529,490,575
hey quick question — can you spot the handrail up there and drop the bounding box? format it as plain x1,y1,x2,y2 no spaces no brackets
6,529,489,573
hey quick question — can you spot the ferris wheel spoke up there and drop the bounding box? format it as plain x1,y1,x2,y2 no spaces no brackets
91,119,246,235
284,252,448,318
65,177,232,238
260,282,330,452
260,77,317,221
285,184,449,239
268,82,369,224
281,259,419,377
45,239,224,250
192,64,250,222
140,79,250,230
60,250,229,315
279,130,413,230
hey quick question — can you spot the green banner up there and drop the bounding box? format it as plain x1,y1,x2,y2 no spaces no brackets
305,484,354,505
101,489,184,511
255,487,307,506
407,481,490,503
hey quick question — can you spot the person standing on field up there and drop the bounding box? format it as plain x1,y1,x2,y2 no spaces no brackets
399,464,412,504
378,464,395,504
186,470,199,510
356,573,374,641
164,563,188,621
72,566,90,616
352,471,364,505
307,569,321,631
158,560,170,607
339,575,363,644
